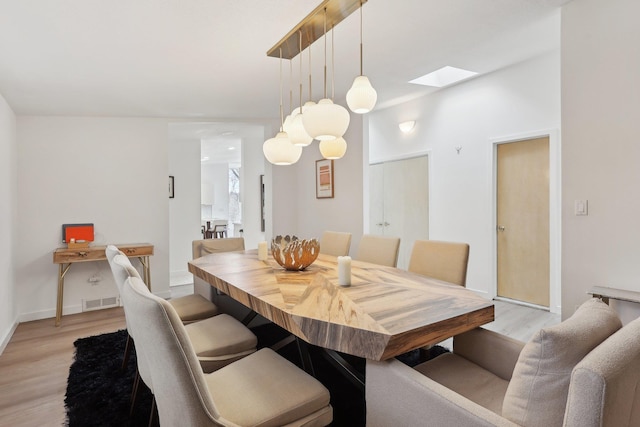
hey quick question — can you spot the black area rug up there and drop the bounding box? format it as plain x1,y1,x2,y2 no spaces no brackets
65,330,153,427
66,325,448,426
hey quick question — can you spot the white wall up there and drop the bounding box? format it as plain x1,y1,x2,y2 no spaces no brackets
202,163,230,220
271,115,364,255
0,92,17,351
368,50,561,300
561,0,640,321
169,138,201,278
240,131,267,250
16,116,171,322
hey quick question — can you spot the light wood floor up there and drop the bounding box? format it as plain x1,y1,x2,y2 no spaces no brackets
0,308,126,427
0,297,558,426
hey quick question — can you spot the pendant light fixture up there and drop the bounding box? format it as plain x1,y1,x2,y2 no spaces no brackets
302,8,350,141
284,31,313,147
319,137,347,159
263,49,302,165
346,0,377,114
318,25,348,159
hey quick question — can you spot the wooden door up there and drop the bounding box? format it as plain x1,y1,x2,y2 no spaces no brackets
497,137,550,307
369,156,429,270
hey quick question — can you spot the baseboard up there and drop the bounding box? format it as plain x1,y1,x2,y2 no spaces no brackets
494,296,550,311
0,319,19,355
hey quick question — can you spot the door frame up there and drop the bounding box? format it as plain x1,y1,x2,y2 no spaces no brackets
489,129,561,314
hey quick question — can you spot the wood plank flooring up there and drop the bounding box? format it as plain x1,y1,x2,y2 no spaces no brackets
0,308,126,427
0,296,558,426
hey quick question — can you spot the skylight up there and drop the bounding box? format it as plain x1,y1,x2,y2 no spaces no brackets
409,66,478,88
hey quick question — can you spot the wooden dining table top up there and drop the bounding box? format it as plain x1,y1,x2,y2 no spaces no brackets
188,250,494,361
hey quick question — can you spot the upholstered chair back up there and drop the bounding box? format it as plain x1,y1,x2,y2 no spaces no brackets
319,231,352,257
355,234,401,267
111,254,153,391
121,276,224,426
564,315,640,426
408,240,470,286
192,237,245,258
192,238,245,301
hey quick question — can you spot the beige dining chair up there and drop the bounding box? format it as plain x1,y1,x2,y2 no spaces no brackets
319,231,352,257
106,245,219,323
111,253,257,373
192,237,245,301
355,234,401,267
407,239,470,286
121,274,333,427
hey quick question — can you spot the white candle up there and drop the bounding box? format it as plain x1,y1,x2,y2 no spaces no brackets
258,241,268,261
337,256,351,286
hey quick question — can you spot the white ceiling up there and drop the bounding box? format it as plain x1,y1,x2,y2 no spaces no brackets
0,0,571,160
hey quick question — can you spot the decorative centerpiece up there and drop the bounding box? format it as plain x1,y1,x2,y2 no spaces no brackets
271,235,320,271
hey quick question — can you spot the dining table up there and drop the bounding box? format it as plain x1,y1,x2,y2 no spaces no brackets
188,249,494,364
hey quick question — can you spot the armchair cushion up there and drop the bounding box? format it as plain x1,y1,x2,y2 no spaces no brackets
415,353,509,414
502,298,622,427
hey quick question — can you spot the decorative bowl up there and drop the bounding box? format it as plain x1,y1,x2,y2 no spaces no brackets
271,235,320,271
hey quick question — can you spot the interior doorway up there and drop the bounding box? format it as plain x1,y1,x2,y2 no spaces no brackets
496,136,550,307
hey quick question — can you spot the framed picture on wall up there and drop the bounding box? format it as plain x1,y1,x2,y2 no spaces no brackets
316,159,334,199
169,175,175,198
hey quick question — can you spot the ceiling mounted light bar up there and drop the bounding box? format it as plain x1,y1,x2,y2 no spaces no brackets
267,0,368,59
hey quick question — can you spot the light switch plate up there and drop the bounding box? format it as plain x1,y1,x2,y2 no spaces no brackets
575,199,588,216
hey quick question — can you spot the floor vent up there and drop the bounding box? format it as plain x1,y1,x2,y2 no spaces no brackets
82,296,120,312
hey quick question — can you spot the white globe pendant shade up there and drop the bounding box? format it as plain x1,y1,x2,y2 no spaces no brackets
302,98,350,141
346,75,377,114
319,137,347,159
286,113,313,146
282,114,293,132
283,106,313,146
263,131,302,165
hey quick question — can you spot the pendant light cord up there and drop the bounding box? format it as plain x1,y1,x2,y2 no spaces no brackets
359,0,364,75
299,31,303,109
279,48,284,130
323,7,328,99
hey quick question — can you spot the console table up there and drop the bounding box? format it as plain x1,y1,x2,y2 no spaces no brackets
588,286,640,305
52,243,154,326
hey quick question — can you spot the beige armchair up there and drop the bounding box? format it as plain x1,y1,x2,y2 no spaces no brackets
366,298,640,427
121,275,333,426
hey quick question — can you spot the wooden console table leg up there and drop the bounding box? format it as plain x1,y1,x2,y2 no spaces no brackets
56,263,72,326
139,256,151,290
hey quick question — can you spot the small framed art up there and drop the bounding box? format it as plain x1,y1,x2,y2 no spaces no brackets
316,159,334,199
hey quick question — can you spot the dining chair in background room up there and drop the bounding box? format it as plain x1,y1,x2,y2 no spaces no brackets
407,240,470,286
319,231,352,257
121,274,333,427
355,234,401,267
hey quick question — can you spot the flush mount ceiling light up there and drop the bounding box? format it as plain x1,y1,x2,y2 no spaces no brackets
399,120,416,133
346,0,377,114
409,66,478,88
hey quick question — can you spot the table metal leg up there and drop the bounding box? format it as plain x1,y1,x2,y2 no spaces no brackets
296,338,316,377
56,263,72,326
